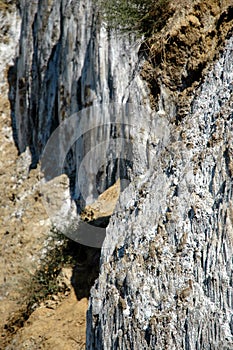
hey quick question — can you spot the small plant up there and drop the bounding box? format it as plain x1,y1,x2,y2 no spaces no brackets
97,0,171,36
25,233,82,310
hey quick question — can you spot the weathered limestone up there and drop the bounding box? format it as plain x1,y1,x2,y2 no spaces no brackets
6,0,233,349
86,35,233,349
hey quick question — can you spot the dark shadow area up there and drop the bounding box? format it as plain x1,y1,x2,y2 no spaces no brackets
7,61,20,150
26,237,101,307
71,242,101,301
82,216,111,227
216,6,233,30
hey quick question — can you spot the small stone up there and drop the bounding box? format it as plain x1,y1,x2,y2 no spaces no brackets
187,15,201,27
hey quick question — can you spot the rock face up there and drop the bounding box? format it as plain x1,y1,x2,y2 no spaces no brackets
4,0,233,349
81,179,121,222
87,34,233,348
86,5,233,349
9,0,156,204
9,0,170,242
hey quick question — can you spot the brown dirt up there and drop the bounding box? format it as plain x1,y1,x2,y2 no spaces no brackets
6,288,88,350
141,0,233,120
0,75,88,349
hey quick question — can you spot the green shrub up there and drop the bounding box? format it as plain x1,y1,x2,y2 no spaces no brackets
97,0,171,36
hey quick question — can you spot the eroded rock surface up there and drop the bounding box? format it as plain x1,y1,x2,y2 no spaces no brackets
87,25,233,350
1,0,233,349
81,179,121,222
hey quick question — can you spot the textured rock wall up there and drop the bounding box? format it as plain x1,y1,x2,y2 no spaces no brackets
7,0,233,348
86,31,233,350
10,0,165,207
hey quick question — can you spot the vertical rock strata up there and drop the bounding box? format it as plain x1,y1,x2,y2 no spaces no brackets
6,0,233,348
87,30,233,350
10,0,157,205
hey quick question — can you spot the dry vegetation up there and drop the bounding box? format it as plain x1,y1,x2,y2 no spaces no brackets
141,0,233,119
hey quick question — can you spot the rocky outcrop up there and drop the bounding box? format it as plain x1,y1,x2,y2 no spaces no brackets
0,3,93,348
142,0,233,119
9,0,154,201
9,0,172,246
86,3,233,349
81,179,121,222
2,0,233,349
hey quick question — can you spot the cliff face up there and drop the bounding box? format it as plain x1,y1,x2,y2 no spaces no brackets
86,2,233,349
9,0,156,201
3,0,233,349
87,34,233,348
9,0,172,249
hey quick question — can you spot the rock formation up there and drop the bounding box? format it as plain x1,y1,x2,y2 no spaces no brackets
81,179,121,222
86,2,233,348
1,0,233,349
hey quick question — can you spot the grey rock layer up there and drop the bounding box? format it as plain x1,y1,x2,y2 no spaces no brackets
86,36,233,349
10,0,165,201
9,0,233,349
10,0,169,240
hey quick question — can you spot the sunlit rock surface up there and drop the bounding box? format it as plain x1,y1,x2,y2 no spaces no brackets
4,0,233,349
86,35,233,349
